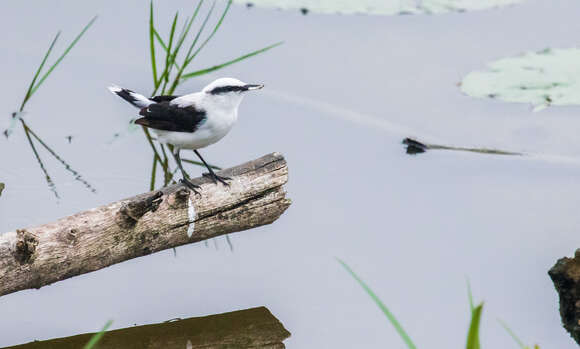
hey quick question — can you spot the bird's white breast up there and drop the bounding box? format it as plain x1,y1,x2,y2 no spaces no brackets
153,92,239,150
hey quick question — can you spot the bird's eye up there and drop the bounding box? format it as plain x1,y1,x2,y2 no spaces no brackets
209,85,244,94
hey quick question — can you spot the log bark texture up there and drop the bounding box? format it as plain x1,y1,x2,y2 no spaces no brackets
3,306,291,349
0,153,290,297
549,249,580,345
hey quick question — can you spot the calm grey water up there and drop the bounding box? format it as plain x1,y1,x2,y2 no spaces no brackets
1,0,580,347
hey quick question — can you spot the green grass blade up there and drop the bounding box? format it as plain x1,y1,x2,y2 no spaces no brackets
150,155,158,191
183,0,216,68
153,28,181,71
20,31,61,111
337,258,417,349
149,0,158,86
181,41,283,80
163,12,179,81
184,0,232,68
466,278,474,313
498,319,527,349
30,15,98,96
466,303,484,349
83,320,113,349
153,28,167,50
153,11,178,95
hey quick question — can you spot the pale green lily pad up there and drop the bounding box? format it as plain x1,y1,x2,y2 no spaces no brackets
461,48,580,111
238,0,524,15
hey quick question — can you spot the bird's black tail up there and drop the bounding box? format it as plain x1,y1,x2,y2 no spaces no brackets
108,85,153,109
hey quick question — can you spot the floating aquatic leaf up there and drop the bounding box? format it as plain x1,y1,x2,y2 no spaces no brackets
461,48,580,111
237,0,524,15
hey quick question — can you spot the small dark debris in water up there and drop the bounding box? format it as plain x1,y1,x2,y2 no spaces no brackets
488,93,497,99
548,249,580,345
3,129,9,138
11,112,17,118
65,135,73,143
0,183,4,196
402,137,521,156
246,2,254,8
402,138,427,155
300,7,309,15
545,95,553,103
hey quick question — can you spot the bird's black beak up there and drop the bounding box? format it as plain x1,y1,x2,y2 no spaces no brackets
244,84,264,91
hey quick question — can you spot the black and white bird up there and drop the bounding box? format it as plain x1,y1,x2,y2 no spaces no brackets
108,77,263,192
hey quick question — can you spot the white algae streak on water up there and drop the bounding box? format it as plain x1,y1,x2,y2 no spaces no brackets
237,0,524,15
461,48,580,111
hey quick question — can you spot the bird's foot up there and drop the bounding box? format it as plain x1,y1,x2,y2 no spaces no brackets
179,178,201,195
202,172,231,186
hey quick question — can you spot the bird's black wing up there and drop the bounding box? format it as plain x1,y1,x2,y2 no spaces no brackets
150,95,180,103
135,101,207,133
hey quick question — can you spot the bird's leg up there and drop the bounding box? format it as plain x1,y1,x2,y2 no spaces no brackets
195,150,231,186
172,148,201,194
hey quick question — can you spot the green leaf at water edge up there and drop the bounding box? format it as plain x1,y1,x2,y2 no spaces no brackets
466,303,483,349
498,319,537,349
83,320,113,349
337,258,417,349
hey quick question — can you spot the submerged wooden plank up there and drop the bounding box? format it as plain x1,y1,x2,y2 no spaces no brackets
3,307,291,349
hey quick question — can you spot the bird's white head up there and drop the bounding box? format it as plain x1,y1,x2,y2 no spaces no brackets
202,78,263,111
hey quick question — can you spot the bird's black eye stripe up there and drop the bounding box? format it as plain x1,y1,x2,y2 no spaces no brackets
208,85,247,94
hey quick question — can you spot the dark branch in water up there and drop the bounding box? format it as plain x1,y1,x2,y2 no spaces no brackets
402,138,522,156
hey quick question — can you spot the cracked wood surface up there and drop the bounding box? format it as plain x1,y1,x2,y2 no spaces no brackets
0,153,290,297
4,306,291,349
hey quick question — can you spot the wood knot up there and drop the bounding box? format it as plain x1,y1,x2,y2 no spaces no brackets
116,191,164,229
167,187,190,209
13,229,39,264
58,228,79,246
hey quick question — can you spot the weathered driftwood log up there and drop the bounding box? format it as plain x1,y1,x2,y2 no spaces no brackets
549,249,580,345
0,153,290,297
3,306,291,349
